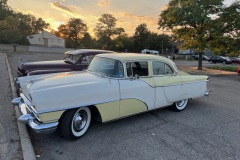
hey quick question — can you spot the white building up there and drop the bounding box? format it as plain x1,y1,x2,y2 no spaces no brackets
27,30,65,48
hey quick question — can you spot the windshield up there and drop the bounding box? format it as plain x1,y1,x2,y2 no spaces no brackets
64,54,81,64
88,57,124,78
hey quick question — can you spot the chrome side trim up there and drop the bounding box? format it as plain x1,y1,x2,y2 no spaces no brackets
156,80,208,88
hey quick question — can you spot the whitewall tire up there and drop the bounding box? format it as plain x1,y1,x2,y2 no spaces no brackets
60,107,91,140
171,99,188,112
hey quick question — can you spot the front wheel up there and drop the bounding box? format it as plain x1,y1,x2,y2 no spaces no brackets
60,107,91,140
171,99,188,112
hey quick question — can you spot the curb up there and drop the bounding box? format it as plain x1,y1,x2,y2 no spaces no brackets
5,53,36,160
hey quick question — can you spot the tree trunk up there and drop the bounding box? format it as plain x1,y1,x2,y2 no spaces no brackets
198,52,203,70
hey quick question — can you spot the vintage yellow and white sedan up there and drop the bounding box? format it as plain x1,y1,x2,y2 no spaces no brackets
12,53,209,140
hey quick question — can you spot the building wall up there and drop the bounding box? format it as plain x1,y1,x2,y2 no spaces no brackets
27,31,65,48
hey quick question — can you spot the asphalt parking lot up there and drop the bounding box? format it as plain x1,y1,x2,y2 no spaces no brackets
5,52,240,159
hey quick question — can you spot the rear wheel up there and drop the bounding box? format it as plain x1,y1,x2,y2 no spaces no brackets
223,61,226,64
60,107,91,140
171,99,188,112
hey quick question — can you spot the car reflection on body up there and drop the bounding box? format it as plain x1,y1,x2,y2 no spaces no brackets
12,53,209,140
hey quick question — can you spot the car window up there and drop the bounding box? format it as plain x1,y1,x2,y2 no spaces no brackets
88,57,124,78
80,55,95,65
64,54,80,64
152,61,173,75
126,61,149,77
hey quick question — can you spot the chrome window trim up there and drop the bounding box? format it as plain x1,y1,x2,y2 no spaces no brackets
151,60,177,76
87,57,125,79
124,60,151,78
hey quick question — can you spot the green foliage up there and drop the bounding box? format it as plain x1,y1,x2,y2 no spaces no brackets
133,23,150,52
0,16,21,44
94,14,125,49
159,0,240,69
207,66,238,72
79,33,98,49
54,18,87,48
0,0,49,45
111,35,134,52
146,33,172,53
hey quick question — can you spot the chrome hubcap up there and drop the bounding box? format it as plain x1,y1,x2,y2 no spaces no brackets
176,100,186,107
73,111,87,132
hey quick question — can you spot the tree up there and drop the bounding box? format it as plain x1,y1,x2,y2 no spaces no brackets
79,32,98,49
0,16,21,44
112,34,134,52
14,13,49,44
55,18,87,48
146,33,172,53
159,0,224,70
133,23,150,52
209,1,240,55
94,14,125,49
0,0,49,45
0,0,13,20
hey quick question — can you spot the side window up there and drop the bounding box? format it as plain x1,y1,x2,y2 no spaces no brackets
88,55,95,63
80,55,95,65
126,61,149,77
152,61,173,75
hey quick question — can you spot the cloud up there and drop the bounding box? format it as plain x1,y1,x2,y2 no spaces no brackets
52,1,73,13
97,0,111,8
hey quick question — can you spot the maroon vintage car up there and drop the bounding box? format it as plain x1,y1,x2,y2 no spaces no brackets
17,49,114,76
15,49,115,95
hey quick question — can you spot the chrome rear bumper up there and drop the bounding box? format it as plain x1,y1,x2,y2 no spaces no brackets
12,97,58,134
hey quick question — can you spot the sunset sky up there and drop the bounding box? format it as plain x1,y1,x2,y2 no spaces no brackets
7,0,236,36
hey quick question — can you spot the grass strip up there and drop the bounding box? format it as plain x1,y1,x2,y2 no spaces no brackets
207,66,238,72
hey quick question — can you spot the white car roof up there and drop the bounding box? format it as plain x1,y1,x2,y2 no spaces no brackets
64,49,114,55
